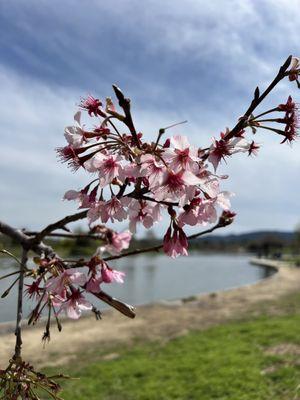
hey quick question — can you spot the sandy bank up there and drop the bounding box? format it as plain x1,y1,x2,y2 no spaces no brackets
0,258,299,368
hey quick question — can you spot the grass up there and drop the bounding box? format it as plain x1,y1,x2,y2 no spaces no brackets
44,312,300,400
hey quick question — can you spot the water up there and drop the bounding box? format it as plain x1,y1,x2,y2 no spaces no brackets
0,253,273,323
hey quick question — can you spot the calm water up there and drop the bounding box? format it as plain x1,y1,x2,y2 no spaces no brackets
0,254,273,323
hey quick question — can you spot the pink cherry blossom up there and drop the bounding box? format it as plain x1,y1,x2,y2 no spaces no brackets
63,189,91,208
139,154,166,186
219,210,236,226
64,111,85,148
216,191,234,211
163,135,198,172
208,133,250,171
163,224,188,258
59,289,92,319
128,200,157,233
278,96,296,112
85,153,122,187
25,280,43,300
197,199,218,225
103,197,130,223
288,57,300,81
248,141,260,156
56,144,87,167
86,274,102,293
88,197,129,224
80,95,104,117
278,97,299,144
196,168,221,198
46,269,87,298
101,262,125,284
152,170,201,206
119,163,140,183
106,230,132,255
178,198,202,227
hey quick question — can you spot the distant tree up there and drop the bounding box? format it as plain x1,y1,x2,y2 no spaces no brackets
294,222,300,250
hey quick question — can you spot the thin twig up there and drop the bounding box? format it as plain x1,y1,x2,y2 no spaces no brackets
35,210,88,242
104,223,223,261
224,55,292,141
112,84,141,148
0,249,22,266
24,232,106,240
0,270,21,281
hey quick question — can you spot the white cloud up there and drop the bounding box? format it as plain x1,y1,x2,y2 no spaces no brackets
1,0,300,234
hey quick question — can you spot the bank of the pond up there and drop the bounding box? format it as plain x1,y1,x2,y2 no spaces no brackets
0,253,268,323
0,258,299,368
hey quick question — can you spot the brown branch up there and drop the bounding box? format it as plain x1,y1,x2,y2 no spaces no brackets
0,221,29,247
35,210,88,242
0,220,54,257
224,55,292,141
103,222,224,262
112,84,141,148
0,219,136,320
24,232,106,240
13,247,28,360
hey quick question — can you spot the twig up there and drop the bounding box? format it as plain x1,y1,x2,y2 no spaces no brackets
104,223,223,261
224,55,292,141
112,84,141,148
24,232,106,240
0,249,23,266
0,270,22,281
35,210,88,242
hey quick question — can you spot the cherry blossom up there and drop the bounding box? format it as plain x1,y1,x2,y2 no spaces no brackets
106,230,132,255
163,223,188,258
100,262,125,284
139,154,165,186
79,95,104,117
59,289,92,319
288,57,300,82
64,111,85,148
152,170,201,206
46,269,87,298
163,135,198,172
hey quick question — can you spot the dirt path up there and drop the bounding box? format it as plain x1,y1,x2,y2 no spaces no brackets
0,259,299,368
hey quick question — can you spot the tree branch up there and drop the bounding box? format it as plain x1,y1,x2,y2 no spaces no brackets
0,221,29,246
0,220,55,257
35,210,88,242
224,55,292,141
103,222,224,261
13,247,28,360
112,84,141,148
24,232,106,240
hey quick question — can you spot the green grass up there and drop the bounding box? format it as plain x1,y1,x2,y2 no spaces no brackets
46,314,300,400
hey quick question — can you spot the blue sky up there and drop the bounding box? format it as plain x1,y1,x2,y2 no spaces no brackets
0,0,299,235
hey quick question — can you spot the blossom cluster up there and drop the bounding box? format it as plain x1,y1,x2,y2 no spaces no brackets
59,90,298,261
25,254,126,322
27,56,298,323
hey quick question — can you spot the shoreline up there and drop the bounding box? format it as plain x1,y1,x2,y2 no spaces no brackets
0,258,299,368
0,255,275,333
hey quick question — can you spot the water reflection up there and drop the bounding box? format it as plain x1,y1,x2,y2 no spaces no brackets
0,253,274,323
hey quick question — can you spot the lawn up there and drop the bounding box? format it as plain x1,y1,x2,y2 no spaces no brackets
46,313,300,400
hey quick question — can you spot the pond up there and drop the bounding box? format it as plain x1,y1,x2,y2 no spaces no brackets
0,253,274,323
